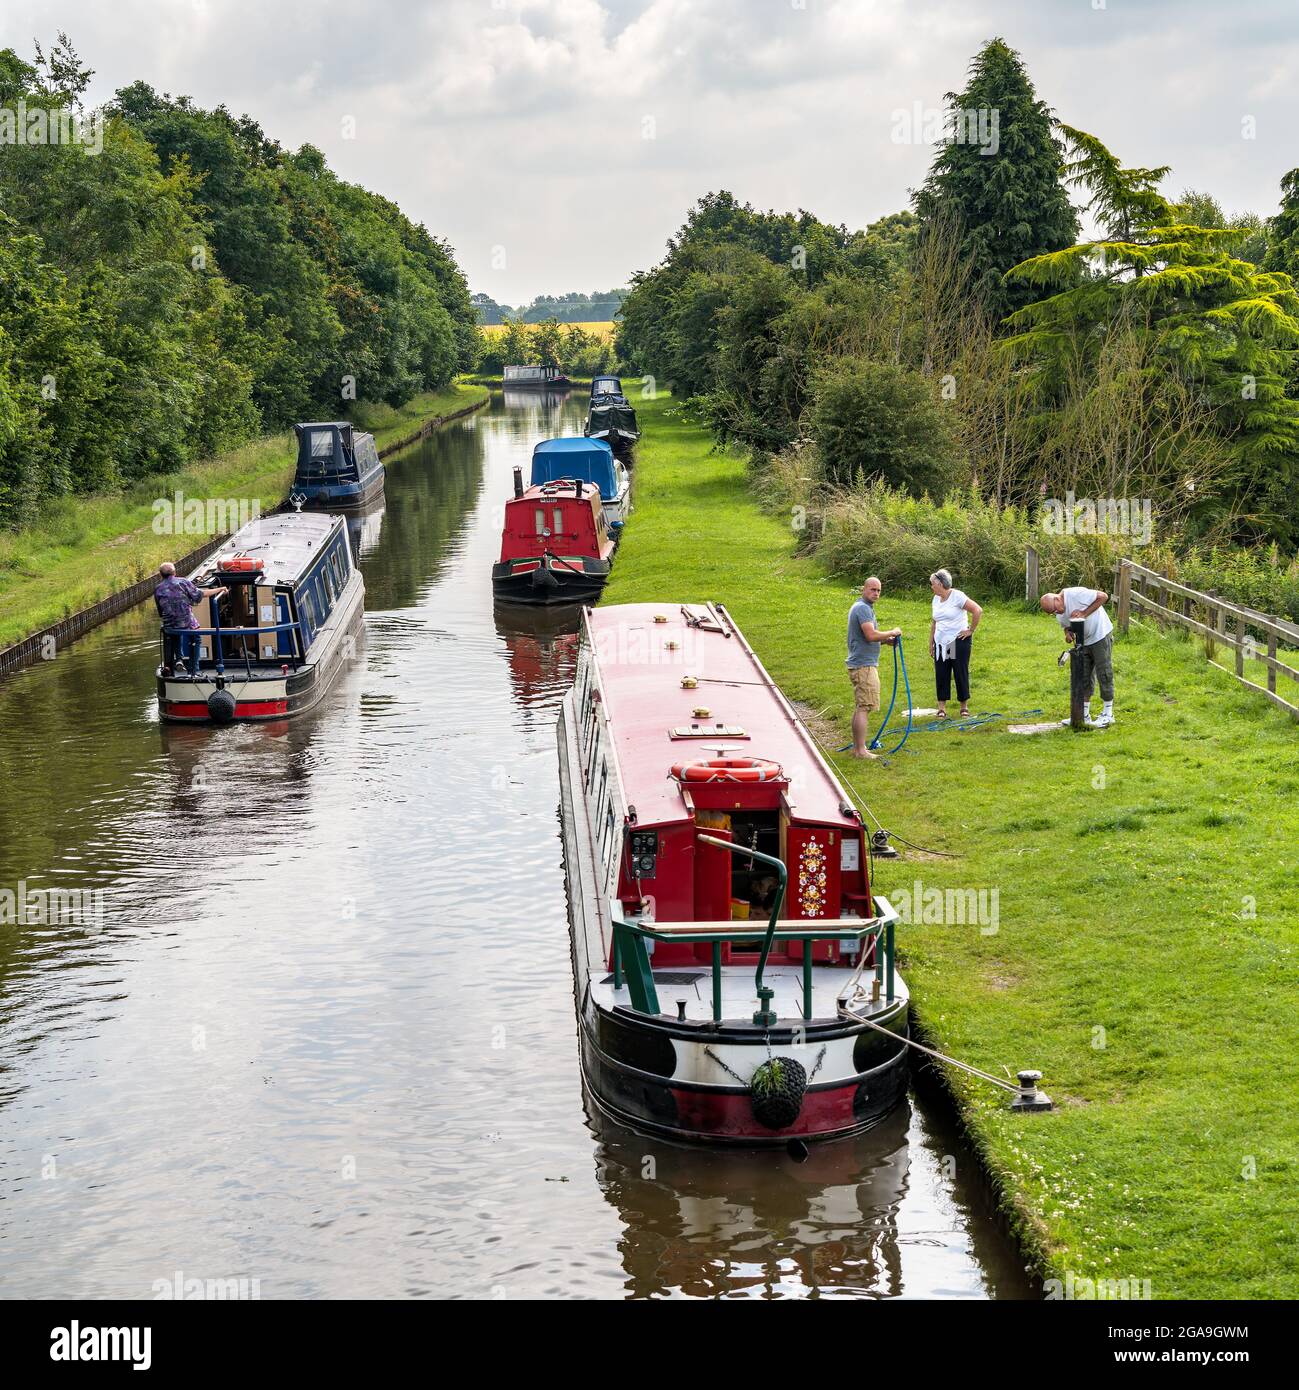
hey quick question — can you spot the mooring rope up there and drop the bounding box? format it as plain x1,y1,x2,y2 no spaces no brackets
837,993,1019,1094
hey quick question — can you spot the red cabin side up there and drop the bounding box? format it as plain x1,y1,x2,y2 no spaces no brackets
573,603,875,976
499,482,612,566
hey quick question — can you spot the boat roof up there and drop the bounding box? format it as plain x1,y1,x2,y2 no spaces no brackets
512,481,601,507
193,511,344,586
531,437,617,496
585,602,858,830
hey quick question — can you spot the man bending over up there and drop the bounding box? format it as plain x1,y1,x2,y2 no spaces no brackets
1040,586,1115,728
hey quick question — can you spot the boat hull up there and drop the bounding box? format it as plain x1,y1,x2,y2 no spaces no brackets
577,997,909,1145
493,557,609,605
292,468,385,511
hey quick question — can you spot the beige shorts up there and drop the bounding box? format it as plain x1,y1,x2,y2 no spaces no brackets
849,665,881,712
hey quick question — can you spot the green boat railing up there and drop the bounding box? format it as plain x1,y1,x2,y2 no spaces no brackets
610,890,899,1026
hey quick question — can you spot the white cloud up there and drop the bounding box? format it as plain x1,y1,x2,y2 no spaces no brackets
2,0,1297,302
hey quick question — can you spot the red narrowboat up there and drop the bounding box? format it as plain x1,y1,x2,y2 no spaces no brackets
493,468,615,604
558,601,908,1146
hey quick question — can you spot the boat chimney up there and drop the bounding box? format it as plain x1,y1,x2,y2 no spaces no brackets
513,466,524,499
573,478,583,498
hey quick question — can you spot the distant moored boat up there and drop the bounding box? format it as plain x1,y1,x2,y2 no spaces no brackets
584,374,640,458
503,364,571,390
291,421,384,510
492,468,615,605
531,436,631,532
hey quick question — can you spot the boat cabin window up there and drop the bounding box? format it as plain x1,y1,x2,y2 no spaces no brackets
553,508,565,534
298,586,319,642
309,430,334,461
600,804,617,875
585,703,602,782
356,436,379,472
534,508,548,536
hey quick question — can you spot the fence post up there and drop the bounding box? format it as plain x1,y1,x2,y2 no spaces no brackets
1025,545,1040,602
1117,560,1131,634
1235,616,1246,680
1268,630,1278,695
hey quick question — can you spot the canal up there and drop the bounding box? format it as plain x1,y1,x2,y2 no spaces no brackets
0,391,1032,1299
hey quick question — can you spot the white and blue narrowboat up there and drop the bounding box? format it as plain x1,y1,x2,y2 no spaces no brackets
291,421,384,510
531,436,631,533
156,512,364,724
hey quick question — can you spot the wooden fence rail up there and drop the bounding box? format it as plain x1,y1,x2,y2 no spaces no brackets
1114,557,1299,722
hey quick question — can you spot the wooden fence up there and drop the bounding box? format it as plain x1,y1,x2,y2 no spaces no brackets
1115,558,1299,721
1025,546,1299,721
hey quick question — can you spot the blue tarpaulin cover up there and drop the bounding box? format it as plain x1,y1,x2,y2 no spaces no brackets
531,437,618,499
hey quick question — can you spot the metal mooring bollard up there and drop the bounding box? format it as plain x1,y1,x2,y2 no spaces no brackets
1011,1069,1053,1112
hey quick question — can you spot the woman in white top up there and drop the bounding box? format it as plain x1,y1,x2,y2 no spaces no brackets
928,569,983,718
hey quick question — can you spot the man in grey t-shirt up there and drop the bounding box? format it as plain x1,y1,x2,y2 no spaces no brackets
847,576,901,758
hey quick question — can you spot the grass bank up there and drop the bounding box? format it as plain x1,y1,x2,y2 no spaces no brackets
604,393,1299,1299
0,381,487,651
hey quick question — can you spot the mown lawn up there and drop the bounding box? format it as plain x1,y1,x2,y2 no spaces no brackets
0,382,487,650
604,393,1299,1299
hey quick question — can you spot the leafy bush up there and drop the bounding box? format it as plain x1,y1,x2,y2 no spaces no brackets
812,358,960,497
1176,546,1299,624
752,452,1124,601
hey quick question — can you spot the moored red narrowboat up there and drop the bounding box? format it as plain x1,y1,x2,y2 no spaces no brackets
558,601,909,1146
492,468,615,604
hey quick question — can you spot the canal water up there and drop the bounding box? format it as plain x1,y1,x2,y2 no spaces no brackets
0,392,1032,1299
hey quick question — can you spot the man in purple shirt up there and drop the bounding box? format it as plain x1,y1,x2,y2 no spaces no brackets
155,562,221,675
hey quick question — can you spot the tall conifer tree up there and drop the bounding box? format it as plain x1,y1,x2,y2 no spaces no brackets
915,38,1077,321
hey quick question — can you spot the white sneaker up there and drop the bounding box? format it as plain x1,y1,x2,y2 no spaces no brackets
1092,712,1115,728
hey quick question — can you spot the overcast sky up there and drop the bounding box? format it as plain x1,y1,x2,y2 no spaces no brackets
5,0,1298,304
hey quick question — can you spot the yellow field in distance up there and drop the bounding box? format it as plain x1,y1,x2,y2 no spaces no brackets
479,321,615,341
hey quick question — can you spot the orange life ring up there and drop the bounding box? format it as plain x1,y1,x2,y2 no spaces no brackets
670,757,784,783
217,555,262,573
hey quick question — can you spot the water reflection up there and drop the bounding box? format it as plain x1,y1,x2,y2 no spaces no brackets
0,391,1029,1299
494,602,583,714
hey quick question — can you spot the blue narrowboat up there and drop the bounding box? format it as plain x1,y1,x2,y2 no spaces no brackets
530,437,631,532
156,512,364,724
291,421,385,510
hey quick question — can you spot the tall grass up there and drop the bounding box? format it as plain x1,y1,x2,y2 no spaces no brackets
753,448,1127,601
